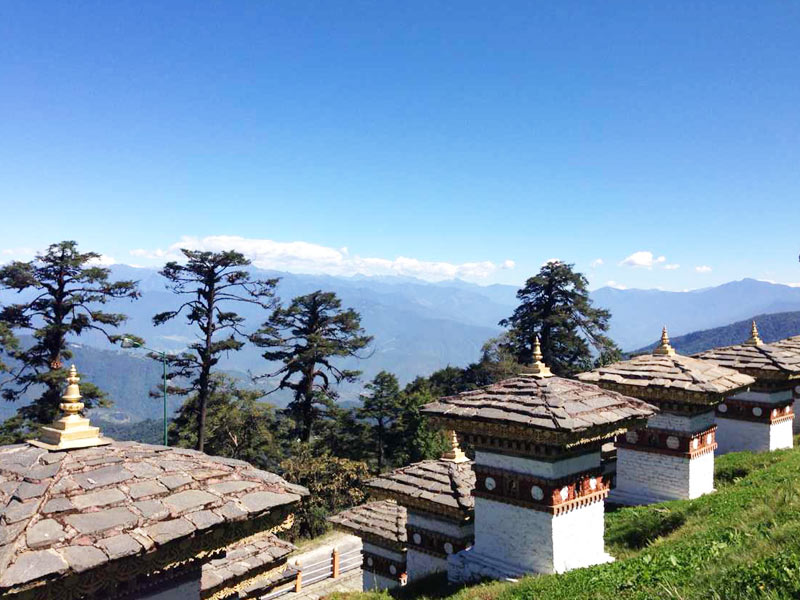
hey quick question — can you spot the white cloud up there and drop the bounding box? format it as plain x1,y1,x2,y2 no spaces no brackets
590,258,604,268
88,254,116,266
620,251,667,269
131,235,516,282
541,258,562,266
695,265,712,273
605,280,628,290
0,247,37,262
664,264,680,270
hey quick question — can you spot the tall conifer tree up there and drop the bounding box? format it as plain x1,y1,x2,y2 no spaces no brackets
154,249,278,452
500,261,618,376
251,290,372,443
357,370,402,472
0,241,139,438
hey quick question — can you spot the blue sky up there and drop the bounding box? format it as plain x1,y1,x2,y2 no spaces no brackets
1,2,798,290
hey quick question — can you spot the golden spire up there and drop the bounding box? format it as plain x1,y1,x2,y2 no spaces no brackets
652,326,676,356
441,430,468,463
528,335,553,377
744,320,763,346
29,365,111,450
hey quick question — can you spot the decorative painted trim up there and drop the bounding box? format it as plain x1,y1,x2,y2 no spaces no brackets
591,381,739,407
405,524,472,559
616,426,717,459
427,416,650,452
716,398,794,424
362,551,406,582
0,505,297,600
471,464,609,515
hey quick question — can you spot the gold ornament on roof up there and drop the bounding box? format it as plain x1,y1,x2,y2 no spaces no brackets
441,429,468,463
29,364,112,450
743,320,763,346
527,335,553,377
652,326,676,356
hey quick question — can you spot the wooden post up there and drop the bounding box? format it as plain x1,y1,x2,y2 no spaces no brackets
332,548,340,579
295,560,303,593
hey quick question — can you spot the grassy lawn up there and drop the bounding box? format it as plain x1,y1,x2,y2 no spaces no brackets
337,437,800,600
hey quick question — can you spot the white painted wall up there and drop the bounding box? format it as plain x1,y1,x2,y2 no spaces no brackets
475,450,600,478
362,542,404,563
614,447,714,503
770,419,794,450
733,389,792,403
407,549,449,578
716,417,793,454
550,501,611,573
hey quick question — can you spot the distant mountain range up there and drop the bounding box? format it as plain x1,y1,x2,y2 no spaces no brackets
2,268,800,424
633,311,800,356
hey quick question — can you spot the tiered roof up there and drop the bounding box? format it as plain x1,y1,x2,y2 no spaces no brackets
775,334,800,354
422,345,656,446
328,500,406,551
0,441,306,598
367,459,475,521
578,328,754,405
695,322,800,382
201,531,297,598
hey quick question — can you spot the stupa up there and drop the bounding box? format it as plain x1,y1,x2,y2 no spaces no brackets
421,338,656,582
328,500,407,591
578,328,754,505
0,365,307,600
366,431,475,581
774,334,800,434
695,322,799,453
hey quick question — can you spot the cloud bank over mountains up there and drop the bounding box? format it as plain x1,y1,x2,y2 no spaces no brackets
131,235,516,283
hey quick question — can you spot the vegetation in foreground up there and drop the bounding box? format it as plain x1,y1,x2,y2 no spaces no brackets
339,439,800,600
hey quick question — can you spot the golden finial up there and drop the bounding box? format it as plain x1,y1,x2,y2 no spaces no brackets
744,320,763,346
28,364,111,450
528,335,553,377
652,326,676,356
441,430,468,463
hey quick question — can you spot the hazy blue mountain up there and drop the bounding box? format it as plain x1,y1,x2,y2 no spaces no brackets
633,311,800,356
593,279,800,350
4,267,800,425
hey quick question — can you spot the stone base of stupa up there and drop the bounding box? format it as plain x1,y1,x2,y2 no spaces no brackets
447,547,614,584
611,447,715,505
715,416,793,455
28,415,112,451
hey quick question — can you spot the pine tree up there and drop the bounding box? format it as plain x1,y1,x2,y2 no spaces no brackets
251,290,372,443
169,374,286,469
357,370,403,472
499,261,618,376
153,249,278,452
0,241,139,439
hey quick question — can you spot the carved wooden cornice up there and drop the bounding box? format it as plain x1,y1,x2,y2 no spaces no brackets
717,398,794,425
616,426,717,459
362,551,406,581
405,524,472,560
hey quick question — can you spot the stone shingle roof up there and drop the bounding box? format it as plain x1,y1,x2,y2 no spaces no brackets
367,459,475,520
421,375,656,440
0,441,306,595
578,353,754,402
201,531,296,597
695,342,800,381
328,501,406,549
775,335,800,353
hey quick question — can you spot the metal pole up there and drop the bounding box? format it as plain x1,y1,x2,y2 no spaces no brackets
162,353,168,446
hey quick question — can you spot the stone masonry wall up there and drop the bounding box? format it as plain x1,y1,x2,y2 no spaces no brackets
615,447,714,502
362,572,399,591
550,501,610,573
407,549,449,579
649,411,715,433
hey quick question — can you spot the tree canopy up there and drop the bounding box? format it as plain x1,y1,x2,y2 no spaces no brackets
251,290,372,443
0,241,139,438
153,249,278,452
499,261,619,376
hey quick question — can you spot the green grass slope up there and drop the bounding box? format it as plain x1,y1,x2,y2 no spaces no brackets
341,439,800,600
